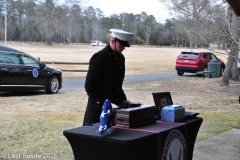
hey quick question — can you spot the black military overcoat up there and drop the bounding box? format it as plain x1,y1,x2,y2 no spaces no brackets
83,44,127,125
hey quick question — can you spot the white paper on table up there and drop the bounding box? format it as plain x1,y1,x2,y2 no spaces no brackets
111,103,119,108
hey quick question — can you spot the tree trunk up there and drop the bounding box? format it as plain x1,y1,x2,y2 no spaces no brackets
189,35,193,48
222,42,226,50
46,0,52,45
231,54,240,80
229,7,240,81
217,35,220,50
221,45,237,86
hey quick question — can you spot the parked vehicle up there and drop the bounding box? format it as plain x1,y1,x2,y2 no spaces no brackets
0,45,62,94
91,40,103,46
175,51,225,76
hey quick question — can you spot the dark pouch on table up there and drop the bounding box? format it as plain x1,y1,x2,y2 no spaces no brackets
119,100,141,108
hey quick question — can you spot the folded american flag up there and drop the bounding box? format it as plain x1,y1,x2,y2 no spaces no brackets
99,99,112,135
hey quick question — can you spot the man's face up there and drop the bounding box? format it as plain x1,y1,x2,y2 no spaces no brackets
159,98,168,108
112,40,125,53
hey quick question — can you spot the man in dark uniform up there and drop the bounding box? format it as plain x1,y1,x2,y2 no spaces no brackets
83,29,133,126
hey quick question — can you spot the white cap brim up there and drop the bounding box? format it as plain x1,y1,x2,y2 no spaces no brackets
110,29,133,42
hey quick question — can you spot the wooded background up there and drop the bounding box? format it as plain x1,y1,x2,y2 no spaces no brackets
1,0,240,85
0,0,236,47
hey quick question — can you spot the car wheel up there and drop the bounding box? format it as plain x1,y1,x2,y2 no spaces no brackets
45,76,60,94
203,66,208,77
177,71,184,76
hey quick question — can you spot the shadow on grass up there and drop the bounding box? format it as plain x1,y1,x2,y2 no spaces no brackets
176,72,208,78
0,90,46,97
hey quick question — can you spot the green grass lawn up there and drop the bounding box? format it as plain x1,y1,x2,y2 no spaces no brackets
196,111,240,141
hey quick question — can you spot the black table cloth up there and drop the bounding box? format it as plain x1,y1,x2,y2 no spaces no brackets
63,118,202,160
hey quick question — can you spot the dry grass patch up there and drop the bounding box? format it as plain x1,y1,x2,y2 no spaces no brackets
0,90,85,160
5,42,228,77
1,77,240,159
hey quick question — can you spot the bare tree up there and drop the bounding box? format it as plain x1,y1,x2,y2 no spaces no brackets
143,15,157,45
3,0,166,46
160,0,208,48
160,0,240,86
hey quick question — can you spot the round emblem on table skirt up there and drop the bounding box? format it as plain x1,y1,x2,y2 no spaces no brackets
162,130,186,160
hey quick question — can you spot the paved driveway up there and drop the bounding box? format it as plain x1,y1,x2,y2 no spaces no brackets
60,73,185,92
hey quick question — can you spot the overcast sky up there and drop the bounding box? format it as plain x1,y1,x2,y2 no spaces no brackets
65,0,172,23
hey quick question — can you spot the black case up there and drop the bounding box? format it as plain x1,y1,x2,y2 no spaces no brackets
115,104,156,128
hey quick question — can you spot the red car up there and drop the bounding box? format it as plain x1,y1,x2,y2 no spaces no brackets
175,51,225,76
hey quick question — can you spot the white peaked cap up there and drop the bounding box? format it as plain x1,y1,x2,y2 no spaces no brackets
110,29,133,41
110,29,133,47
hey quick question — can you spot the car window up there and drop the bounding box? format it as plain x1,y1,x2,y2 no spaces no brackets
179,52,198,58
202,53,207,59
21,55,40,67
202,53,212,59
0,52,21,64
210,54,218,60
207,53,213,59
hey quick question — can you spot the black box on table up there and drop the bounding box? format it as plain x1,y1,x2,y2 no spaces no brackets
115,104,156,128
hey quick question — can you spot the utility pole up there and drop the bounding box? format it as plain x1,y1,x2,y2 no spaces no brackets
66,10,72,45
69,14,71,45
4,0,7,46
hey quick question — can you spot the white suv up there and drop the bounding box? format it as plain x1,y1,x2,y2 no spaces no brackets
91,40,103,46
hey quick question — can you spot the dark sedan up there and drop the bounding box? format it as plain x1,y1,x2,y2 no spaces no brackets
0,45,62,94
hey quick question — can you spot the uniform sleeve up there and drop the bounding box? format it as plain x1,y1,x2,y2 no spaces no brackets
121,89,127,101
121,56,127,101
85,53,104,103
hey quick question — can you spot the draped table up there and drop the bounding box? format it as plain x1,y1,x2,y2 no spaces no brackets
63,117,202,160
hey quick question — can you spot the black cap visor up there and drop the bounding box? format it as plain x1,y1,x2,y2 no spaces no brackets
115,38,130,47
